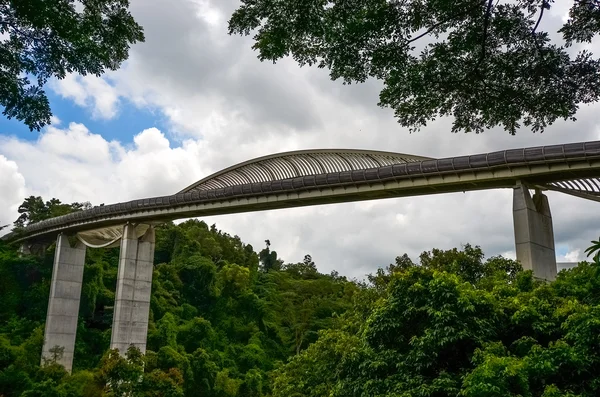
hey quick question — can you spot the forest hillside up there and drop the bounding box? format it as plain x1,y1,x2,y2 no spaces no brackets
1,198,600,396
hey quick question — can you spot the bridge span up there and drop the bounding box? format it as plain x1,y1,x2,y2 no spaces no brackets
5,140,600,371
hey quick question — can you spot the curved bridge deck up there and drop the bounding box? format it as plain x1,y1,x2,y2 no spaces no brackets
7,141,600,243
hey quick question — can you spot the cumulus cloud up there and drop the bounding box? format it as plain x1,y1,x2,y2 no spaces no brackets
0,156,25,230
3,0,599,277
561,249,583,263
50,115,61,126
0,125,205,208
50,74,120,120
38,123,111,164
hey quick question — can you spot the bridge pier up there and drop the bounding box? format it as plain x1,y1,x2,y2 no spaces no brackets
110,224,155,355
513,183,557,281
41,234,86,372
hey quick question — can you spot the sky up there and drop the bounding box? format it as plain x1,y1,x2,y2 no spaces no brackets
0,0,599,279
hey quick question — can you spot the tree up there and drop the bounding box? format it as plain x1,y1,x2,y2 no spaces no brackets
13,196,91,228
585,237,600,263
97,347,144,396
272,248,600,397
283,254,318,279
229,0,600,134
0,211,359,395
259,240,283,272
41,346,64,366
0,0,144,131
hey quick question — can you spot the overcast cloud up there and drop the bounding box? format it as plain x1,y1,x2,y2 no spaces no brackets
1,0,600,278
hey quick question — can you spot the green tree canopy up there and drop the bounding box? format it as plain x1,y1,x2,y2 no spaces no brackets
229,0,600,134
0,0,144,131
259,240,283,272
272,246,600,397
6,196,600,396
13,196,91,229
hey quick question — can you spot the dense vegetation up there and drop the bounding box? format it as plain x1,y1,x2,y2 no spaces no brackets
272,248,600,397
0,214,357,396
2,198,600,396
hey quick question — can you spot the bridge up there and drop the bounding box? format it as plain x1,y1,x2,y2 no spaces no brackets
6,140,600,372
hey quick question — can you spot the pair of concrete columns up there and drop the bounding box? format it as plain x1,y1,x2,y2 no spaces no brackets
39,184,557,372
41,224,155,372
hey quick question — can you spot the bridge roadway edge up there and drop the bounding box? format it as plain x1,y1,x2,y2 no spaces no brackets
6,154,600,245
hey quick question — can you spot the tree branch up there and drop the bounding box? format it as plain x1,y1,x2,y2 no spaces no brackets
531,1,546,36
407,23,445,44
531,1,549,51
477,0,494,67
406,1,485,45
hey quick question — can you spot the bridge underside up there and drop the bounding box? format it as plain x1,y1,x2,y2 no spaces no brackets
5,141,600,372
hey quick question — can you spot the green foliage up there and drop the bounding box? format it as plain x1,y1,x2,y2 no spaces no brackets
228,0,600,134
283,255,318,279
6,198,600,396
585,237,600,263
272,329,363,397
259,240,283,272
273,245,600,397
13,196,92,229
0,212,356,395
0,0,144,131
98,348,144,396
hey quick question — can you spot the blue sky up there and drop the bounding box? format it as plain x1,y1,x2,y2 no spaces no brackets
0,89,164,146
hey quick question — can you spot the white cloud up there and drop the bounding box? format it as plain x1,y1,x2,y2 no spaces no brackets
50,74,120,120
191,0,223,26
50,115,61,126
564,249,582,263
0,156,25,231
38,123,111,164
133,128,171,154
501,251,517,260
0,125,205,208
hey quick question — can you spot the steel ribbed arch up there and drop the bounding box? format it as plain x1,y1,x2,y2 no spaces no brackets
537,177,600,202
564,178,600,194
179,149,432,192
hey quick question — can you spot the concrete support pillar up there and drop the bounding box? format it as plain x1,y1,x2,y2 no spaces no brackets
41,234,86,372
20,242,47,257
110,224,155,355
513,183,557,281
18,243,31,256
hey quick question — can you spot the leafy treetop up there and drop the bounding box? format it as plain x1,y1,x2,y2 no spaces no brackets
13,196,91,229
0,0,144,131
229,0,600,134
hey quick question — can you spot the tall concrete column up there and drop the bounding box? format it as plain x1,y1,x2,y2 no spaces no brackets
110,224,155,354
41,234,86,372
513,183,557,281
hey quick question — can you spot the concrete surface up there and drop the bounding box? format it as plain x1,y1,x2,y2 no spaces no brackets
110,224,155,355
513,183,557,281
41,234,86,372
